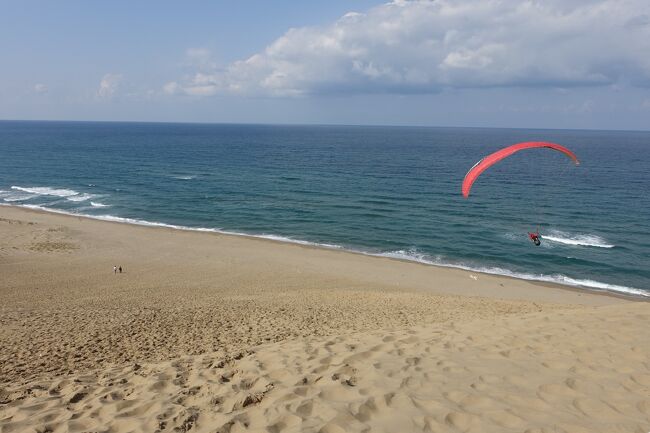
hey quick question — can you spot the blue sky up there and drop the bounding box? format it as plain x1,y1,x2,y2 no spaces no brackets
1,0,649,130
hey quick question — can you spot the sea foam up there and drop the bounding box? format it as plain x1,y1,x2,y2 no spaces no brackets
0,189,38,202
66,193,96,202
374,249,647,298
543,230,614,248
11,185,100,204
11,186,79,197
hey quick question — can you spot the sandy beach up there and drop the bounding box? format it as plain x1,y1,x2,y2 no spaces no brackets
0,205,648,433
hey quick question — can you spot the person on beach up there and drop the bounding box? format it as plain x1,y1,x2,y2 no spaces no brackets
113,265,117,274
119,266,122,273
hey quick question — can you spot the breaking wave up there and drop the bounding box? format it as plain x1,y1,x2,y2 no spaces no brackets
0,189,37,202
374,249,646,297
11,186,79,197
9,185,102,205
66,193,95,202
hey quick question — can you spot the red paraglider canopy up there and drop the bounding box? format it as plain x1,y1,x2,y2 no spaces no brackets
462,141,579,198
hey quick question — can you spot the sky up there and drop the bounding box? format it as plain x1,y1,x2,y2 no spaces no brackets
1,0,649,130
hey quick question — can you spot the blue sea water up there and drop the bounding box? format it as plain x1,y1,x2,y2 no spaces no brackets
1,121,648,297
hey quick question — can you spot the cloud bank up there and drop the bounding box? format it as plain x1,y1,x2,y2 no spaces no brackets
172,0,650,97
97,73,123,99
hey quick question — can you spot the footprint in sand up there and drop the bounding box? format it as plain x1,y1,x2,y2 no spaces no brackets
636,399,650,415
536,383,579,403
444,411,481,431
458,394,495,410
486,409,527,428
295,399,314,417
572,397,622,421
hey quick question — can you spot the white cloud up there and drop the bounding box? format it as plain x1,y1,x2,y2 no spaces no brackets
34,83,48,94
97,73,123,99
163,81,179,95
174,0,650,97
185,85,219,97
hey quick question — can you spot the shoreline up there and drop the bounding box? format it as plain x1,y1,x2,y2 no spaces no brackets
2,204,649,432
2,203,646,301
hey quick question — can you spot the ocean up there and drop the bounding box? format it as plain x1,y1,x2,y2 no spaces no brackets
1,121,648,297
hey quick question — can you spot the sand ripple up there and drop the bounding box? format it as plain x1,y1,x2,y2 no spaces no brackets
1,304,648,433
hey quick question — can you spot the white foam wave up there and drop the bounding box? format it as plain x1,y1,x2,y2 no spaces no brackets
90,201,110,208
94,214,191,228
376,249,433,263
253,233,343,249
1,191,38,202
85,215,341,249
11,186,79,197
2,203,646,298
473,267,646,297
543,230,614,248
373,249,647,298
67,193,95,202
11,185,101,204
171,175,196,180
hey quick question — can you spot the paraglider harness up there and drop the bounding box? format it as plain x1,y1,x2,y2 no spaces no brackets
528,230,541,246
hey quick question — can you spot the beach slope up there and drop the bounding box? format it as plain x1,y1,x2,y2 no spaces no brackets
0,206,647,432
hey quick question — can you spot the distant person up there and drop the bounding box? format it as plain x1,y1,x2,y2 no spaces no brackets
113,265,117,274
528,230,541,246
119,266,122,273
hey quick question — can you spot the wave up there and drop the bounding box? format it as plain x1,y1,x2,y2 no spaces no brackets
90,201,110,208
374,249,647,298
11,185,101,204
252,233,343,249
2,203,646,298
69,213,342,249
11,186,79,197
171,175,196,180
0,189,38,202
4,195,37,202
543,230,615,248
66,193,95,202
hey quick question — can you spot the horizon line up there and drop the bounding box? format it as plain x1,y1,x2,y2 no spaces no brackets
1,118,649,134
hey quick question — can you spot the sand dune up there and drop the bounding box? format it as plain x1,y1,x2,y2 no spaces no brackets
1,304,648,433
0,206,647,432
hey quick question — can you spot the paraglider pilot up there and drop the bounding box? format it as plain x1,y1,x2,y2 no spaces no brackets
528,230,541,246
